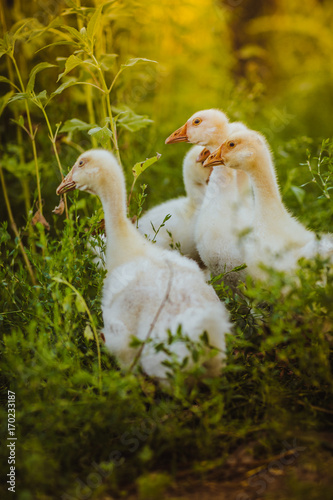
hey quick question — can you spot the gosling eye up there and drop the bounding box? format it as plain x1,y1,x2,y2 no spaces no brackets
228,141,236,148
78,159,85,167
193,118,202,126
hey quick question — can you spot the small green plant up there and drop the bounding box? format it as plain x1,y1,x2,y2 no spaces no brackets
301,138,333,200
134,183,148,225
166,229,183,253
128,153,161,214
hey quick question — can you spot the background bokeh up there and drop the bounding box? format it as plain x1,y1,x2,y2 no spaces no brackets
1,3,333,499
1,0,333,229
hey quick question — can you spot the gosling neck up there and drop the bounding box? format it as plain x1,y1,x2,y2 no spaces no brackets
247,146,287,222
98,171,146,271
185,181,206,208
183,168,207,208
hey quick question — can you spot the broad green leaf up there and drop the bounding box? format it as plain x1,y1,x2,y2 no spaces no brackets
8,92,29,103
318,194,331,200
0,40,9,59
112,105,153,132
62,293,72,313
26,62,55,94
75,294,86,313
88,125,112,148
121,57,158,68
129,336,144,348
35,40,75,54
230,263,247,273
10,115,25,130
35,90,48,101
0,91,13,117
291,185,306,205
200,331,209,346
87,5,103,41
61,25,86,43
119,116,153,132
51,77,78,97
100,53,118,71
0,33,14,58
0,76,19,91
61,6,91,17
84,325,94,341
132,153,161,179
10,18,37,45
60,118,94,133
57,54,86,82
29,16,63,42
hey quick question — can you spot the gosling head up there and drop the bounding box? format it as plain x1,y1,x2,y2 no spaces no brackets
56,149,119,196
203,130,268,173
165,109,229,149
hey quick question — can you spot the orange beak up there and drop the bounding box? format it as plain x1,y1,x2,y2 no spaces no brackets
196,147,211,164
203,144,224,168
56,169,76,195
165,122,188,144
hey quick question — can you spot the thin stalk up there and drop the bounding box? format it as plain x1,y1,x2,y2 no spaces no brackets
11,56,43,216
2,35,36,252
21,178,31,216
0,4,29,214
76,0,98,149
75,0,84,30
127,177,137,216
40,107,69,218
0,167,36,286
91,54,120,162
105,90,120,163
6,59,31,214
85,84,98,148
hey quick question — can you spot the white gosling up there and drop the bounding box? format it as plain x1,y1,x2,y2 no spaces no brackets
203,129,333,280
166,110,253,281
57,149,231,382
137,145,210,262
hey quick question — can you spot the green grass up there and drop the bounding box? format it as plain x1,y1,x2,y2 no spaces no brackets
0,212,332,499
1,1,333,499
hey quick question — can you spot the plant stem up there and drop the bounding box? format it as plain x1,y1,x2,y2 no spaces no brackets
91,54,120,163
40,107,69,218
0,167,36,286
11,56,43,216
75,0,83,30
2,40,37,252
127,177,137,216
0,5,30,214
105,90,121,164
85,84,98,148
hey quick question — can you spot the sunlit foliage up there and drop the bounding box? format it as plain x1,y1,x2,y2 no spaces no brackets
0,1,333,499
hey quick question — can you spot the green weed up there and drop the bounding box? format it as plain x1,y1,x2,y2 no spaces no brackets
1,1,333,499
